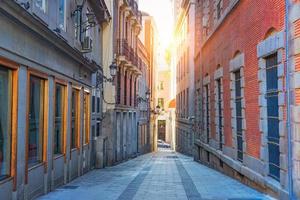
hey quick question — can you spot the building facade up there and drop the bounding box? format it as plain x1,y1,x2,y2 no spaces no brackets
174,0,196,155
140,13,159,152
137,37,151,154
101,0,154,166
156,68,175,149
0,0,109,199
193,0,300,199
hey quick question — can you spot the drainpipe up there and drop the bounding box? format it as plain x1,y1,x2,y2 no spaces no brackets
284,0,294,199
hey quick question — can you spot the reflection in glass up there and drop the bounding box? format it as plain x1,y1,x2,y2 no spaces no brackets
71,89,79,149
35,0,47,13
58,0,66,30
0,66,12,180
54,84,65,155
28,76,45,166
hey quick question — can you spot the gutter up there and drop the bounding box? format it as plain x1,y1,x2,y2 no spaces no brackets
284,0,294,199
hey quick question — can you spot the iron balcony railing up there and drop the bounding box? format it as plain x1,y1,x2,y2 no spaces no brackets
117,39,130,60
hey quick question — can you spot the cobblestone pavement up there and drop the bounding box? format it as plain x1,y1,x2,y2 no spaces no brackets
38,150,274,200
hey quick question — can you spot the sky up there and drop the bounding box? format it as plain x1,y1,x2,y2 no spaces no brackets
139,0,174,49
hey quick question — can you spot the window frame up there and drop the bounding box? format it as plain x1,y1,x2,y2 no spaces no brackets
70,87,81,150
58,0,67,32
0,59,18,187
25,70,48,184
234,70,243,162
83,90,91,145
265,53,280,181
53,80,67,158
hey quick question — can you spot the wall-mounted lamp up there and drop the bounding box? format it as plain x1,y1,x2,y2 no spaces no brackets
97,60,118,86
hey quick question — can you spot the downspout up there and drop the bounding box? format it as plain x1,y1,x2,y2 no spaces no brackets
284,0,294,199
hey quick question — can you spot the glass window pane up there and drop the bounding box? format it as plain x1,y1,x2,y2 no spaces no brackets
54,84,65,155
28,76,45,166
92,96,95,113
71,89,79,149
97,97,100,113
266,67,278,90
0,66,12,179
58,0,66,30
267,95,278,117
84,92,90,144
267,118,279,143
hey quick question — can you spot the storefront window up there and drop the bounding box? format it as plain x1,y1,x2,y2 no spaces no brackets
84,92,90,144
54,84,65,155
71,89,79,149
28,75,45,166
0,66,12,180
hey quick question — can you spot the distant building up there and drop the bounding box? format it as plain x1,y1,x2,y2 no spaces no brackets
0,0,109,199
156,68,175,149
173,0,196,155
100,0,143,166
140,13,159,152
193,0,300,199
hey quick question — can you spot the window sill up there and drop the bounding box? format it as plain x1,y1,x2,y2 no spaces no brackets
0,176,13,186
28,162,45,171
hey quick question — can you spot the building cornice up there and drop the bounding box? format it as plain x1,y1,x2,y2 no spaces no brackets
201,0,240,49
1,1,100,72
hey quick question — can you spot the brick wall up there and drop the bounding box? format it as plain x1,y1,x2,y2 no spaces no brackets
198,0,285,158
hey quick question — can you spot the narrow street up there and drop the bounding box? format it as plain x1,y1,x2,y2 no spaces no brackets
38,150,272,200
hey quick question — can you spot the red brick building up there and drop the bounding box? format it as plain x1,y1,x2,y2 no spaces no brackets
194,0,300,198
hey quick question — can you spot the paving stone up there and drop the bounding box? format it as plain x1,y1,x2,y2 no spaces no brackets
37,151,273,200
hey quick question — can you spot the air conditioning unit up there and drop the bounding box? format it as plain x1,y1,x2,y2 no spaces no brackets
81,36,92,52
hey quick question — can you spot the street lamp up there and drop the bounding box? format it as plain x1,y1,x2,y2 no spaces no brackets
109,60,117,78
145,90,150,101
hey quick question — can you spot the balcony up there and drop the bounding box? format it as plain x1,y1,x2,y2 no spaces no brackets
116,39,142,75
117,39,130,61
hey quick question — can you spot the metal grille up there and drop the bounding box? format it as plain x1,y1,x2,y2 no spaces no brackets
235,70,243,162
266,53,280,180
205,85,210,144
217,79,223,150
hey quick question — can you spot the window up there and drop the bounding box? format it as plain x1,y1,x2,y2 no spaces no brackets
35,0,47,13
83,92,90,144
160,82,164,90
130,75,132,106
74,9,81,40
71,89,79,149
0,66,12,180
205,85,210,143
234,70,243,162
54,83,66,155
266,53,280,180
217,0,222,20
92,96,95,113
158,98,164,110
96,119,101,137
28,75,45,166
124,72,127,105
116,70,121,104
58,0,66,31
97,97,100,113
217,79,223,150
186,88,189,118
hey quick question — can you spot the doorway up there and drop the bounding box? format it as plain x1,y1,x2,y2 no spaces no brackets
158,120,166,141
